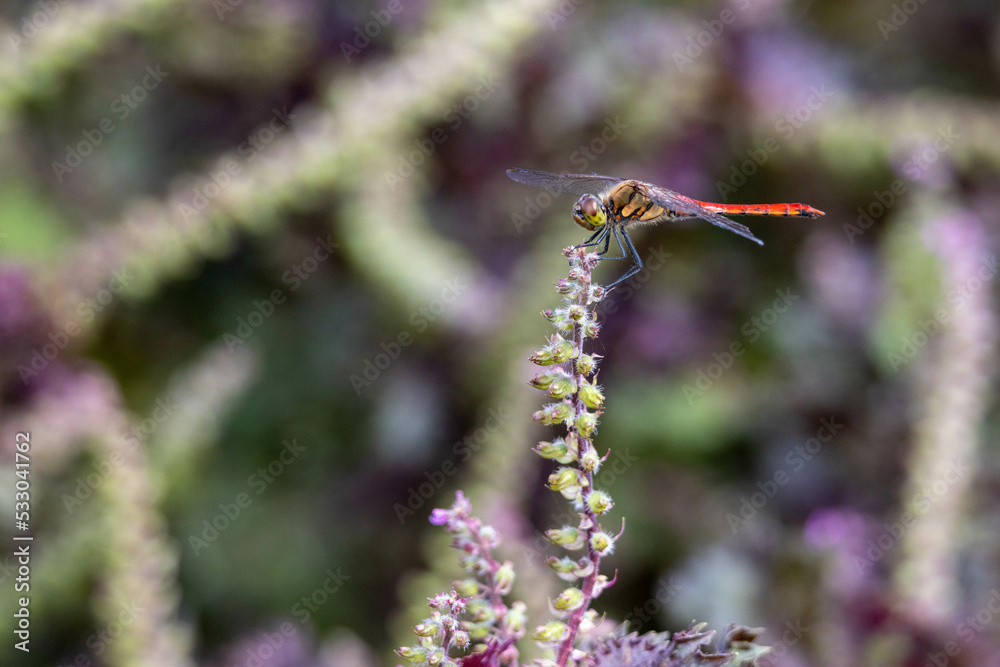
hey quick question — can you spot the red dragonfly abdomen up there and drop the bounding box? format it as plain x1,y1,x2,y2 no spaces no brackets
695,201,825,219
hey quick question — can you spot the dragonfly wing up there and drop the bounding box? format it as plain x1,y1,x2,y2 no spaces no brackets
639,183,764,246
506,168,622,196
689,208,764,246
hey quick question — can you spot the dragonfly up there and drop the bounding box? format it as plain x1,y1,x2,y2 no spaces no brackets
506,168,824,288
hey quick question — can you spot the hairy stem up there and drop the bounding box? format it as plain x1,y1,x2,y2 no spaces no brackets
556,249,604,667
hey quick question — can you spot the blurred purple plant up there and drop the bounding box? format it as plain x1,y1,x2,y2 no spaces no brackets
399,491,525,667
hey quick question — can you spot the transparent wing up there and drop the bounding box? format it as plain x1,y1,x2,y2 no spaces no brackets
506,168,623,196
639,182,764,246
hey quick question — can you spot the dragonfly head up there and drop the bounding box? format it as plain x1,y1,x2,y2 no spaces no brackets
573,195,608,231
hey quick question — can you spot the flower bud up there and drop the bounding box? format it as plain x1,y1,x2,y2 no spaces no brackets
543,307,574,331
533,401,572,425
534,438,575,463
592,574,614,596
573,558,595,578
587,490,614,515
579,609,601,633
579,447,600,472
547,467,581,492
582,318,600,338
426,646,446,666
555,278,577,296
398,646,428,663
414,620,440,637
554,587,585,611
546,556,578,575
528,370,558,391
506,601,527,633
545,526,582,548
545,556,579,581
575,354,598,376
567,305,585,321
479,526,499,548
467,599,494,623
579,379,604,409
531,621,569,643
452,491,471,514
455,579,479,597
495,561,515,594
459,554,488,575
530,337,576,365
529,369,574,397
590,531,615,555
429,593,451,610
548,374,577,399
452,630,470,649
575,410,598,437
558,485,583,502
467,622,490,640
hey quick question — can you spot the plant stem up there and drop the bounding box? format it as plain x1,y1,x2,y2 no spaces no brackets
470,522,509,633
556,248,604,667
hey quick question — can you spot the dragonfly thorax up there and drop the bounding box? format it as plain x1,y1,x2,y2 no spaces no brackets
573,194,608,231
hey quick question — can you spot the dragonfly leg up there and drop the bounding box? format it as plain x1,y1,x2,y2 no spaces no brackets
598,225,627,261
596,227,613,255
575,226,609,250
603,228,644,290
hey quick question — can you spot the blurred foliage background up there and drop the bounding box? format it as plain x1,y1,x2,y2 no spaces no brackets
0,0,999,665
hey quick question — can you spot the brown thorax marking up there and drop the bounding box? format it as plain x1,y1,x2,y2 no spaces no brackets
606,181,679,227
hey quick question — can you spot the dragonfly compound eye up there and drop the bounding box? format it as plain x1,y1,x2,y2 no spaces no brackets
573,195,607,231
